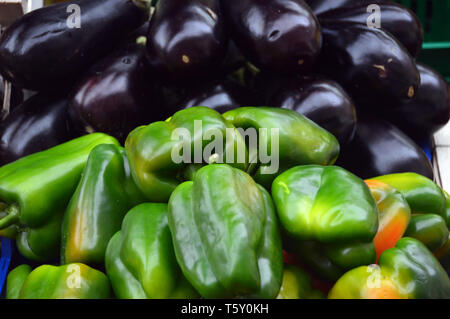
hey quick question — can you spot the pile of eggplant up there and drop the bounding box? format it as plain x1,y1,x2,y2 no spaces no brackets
0,0,449,179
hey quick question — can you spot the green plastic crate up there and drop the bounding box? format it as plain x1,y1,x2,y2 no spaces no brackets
396,0,450,81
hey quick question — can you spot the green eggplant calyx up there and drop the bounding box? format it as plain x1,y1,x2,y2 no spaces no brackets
133,0,152,11
136,36,147,46
0,204,20,229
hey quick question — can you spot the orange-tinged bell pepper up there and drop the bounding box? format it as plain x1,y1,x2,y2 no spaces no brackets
365,180,411,261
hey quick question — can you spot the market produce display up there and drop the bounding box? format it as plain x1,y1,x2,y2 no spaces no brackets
0,0,450,300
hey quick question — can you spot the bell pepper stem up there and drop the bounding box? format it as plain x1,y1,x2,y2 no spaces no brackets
0,204,20,229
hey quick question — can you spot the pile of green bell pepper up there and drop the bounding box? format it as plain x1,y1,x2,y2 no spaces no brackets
125,106,339,202
0,106,449,299
0,133,119,261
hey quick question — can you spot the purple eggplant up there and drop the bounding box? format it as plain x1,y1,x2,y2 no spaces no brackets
377,63,450,140
305,0,391,16
181,80,250,113
0,0,150,91
267,76,357,145
319,3,423,57
336,116,434,180
146,0,227,79
319,22,419,109
221,0,322,74
0,93,75,165
68,42,166,143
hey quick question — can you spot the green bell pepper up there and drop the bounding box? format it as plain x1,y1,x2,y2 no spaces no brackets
0,133,119,261
277,264,325,299
435,192,450,270
405,214,449,252
61,144,145,266
365,180,411,261
7,263,111,299
444,191,450,228
6,264,32,299
105,203,199,299
223,107,340,188
125,107,247,202
373,173,449,252
372,173,446,217
272,165,378,281
329,238,450,299
435,235,450,272
168,164,283,298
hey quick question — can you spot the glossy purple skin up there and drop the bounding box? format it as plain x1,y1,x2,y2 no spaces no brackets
0,74,23,113
181,80,249,113
382,63,450,139
0,93,75,165
336,116,434,180
319,22,419,108
68,43,167,143
146,0,227,79
306,0,391,16
268,77,357,145
0,0,149,91
319,3,423,57
221,0,322,74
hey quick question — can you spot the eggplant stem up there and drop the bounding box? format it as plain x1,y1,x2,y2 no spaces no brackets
133,0,152,11
1,80,11,120
136,36,147,45
0,204,20,229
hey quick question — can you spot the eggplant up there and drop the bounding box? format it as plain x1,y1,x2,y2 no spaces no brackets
305,0,391,16
319,22,420,109
0,74,23,118
146,0,227,79
221,0,322,74
0,0,150,91
0,93,75,166
377,63,450,140
68,42,166,143
267,76,357,145
181,80,250,113
319,3,423,57
336,116,434,180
